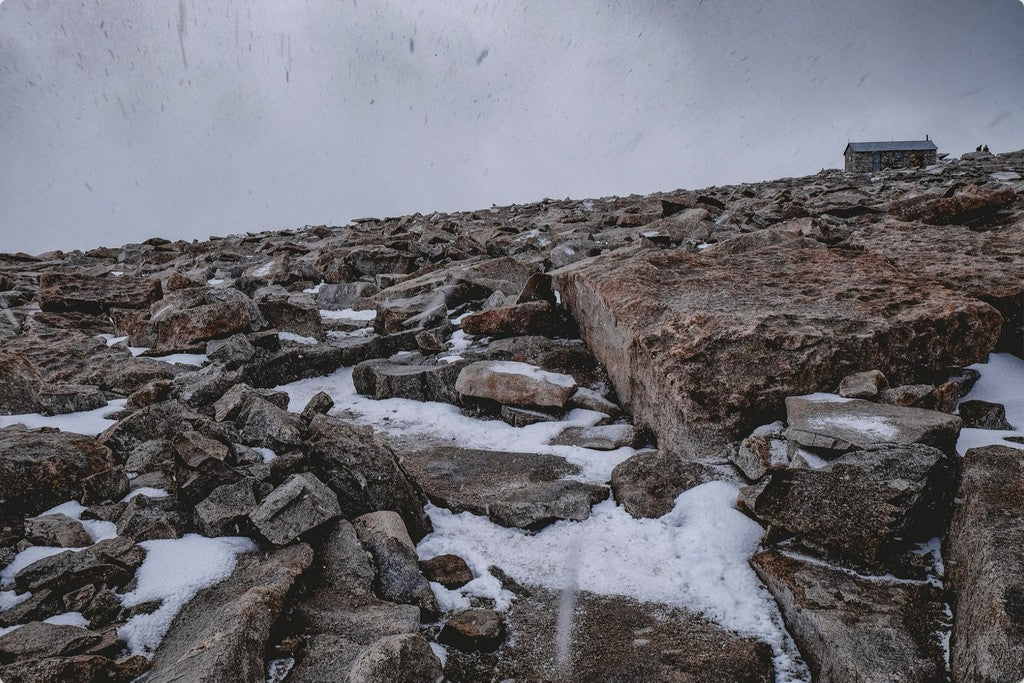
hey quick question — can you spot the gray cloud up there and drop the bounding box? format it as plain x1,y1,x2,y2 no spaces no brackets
0,0,1021,254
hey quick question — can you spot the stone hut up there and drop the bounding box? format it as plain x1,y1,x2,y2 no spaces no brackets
844,139,938,172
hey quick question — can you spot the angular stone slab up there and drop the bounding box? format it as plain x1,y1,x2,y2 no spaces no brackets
785,394,962,455
0,427,118,517
399,445,607,530
138,543,313,683
946,445,1024,683
739,443,954,568
751,548,947,683
555,245,1001,457
248,472,341,546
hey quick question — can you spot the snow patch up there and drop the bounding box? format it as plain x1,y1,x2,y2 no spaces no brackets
418,484,806,679
0,399,127,436
278,331,319,345
122,487,170,502
276,367,632,483
485,361,576,388
43,611,89,627
957,353,1024,454
118,534,257,655
319,307,376,321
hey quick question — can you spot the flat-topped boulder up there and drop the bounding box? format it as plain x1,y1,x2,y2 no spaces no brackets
38,271,162,313
443,586,775,682
555,245,1000,457
455,360,577,408
784,394,962,455
398,445,607,530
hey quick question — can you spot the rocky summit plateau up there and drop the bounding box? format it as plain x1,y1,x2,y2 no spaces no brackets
0,149,1023,683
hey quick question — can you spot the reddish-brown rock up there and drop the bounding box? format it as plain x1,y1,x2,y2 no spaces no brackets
846,220,1024,351
556,245,1002,457
461,301,564,337
38,271,162,314
0,427,118,517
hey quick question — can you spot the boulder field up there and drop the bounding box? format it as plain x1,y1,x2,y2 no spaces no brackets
0,149,1022,681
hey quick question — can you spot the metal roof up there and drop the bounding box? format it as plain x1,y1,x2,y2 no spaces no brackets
845,140,937,153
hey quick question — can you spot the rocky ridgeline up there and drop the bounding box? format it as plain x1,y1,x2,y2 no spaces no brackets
0,149,1021,682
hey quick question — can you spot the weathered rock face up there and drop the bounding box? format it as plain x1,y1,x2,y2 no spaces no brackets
946,445,1024,683
739,443,955,568
455,360,577,408
304,415,432,541
443,586,775,682
460,301,564,338
610,450,718,518
844,219,1024,351
139,543,313,683
0,427,118,517
0,352,42,414
958,399,1014,430
38,272,162,313
784,395,962,455
399,445,607,530
751,549,948,683
890,185,1015,226
556,245,1001,457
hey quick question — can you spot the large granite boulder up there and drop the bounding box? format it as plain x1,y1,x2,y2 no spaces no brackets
555,245,1001,457
845,219,1024,351
751,549,947,683
304,415,431,541
739,442,955,568
946,445,1024,683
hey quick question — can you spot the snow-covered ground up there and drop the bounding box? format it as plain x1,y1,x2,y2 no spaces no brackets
0,399,126,435
275,364,810,681
956,352,1024,454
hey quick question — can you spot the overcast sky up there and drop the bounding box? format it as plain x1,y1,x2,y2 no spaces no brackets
0,0,1021,254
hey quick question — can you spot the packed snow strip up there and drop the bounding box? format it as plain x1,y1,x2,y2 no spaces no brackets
957,352,1024,453
0,398,127,436
418,483,808,681
319,307,376,321
277,367,636,482
805,414,900,441
118,534,257,656
485,360,578,388
278,331,320,345
121,487,170,502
